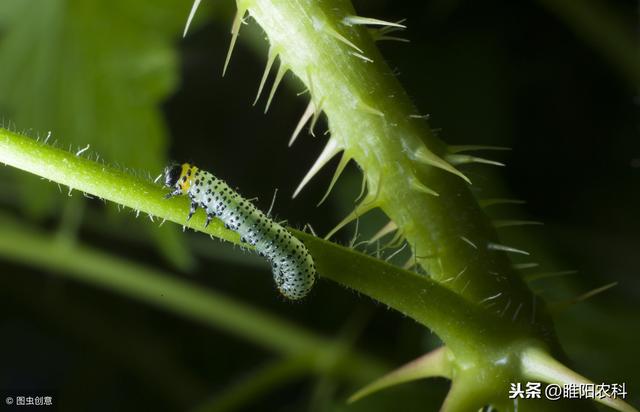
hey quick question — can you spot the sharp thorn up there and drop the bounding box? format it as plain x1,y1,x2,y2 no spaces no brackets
488,242,530,256
410,177,439,197
264,62,288,113
223,8,247,76
354,172,369,204
375,35,410,43
513,262,539,270
309,98,325,136
349,51,373,63
289,101,315,146
550,282,618,312
413,147,471,184
305,69,324,136
343,15,406,29
446,154,505,167
325,25,363,53
324,198,378,240
183,0,202,38
348,347,450,404
293,139,341,198
459,236,477,249
378,19,407,34
317,153,351,206
254,48,278,105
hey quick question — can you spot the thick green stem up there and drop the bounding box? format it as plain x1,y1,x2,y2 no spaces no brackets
245,0,547,336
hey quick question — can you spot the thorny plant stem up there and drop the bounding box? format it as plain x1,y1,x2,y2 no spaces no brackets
240,0,558,355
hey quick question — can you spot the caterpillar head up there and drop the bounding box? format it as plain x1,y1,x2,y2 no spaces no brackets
164,162,199,196
164,163,183,189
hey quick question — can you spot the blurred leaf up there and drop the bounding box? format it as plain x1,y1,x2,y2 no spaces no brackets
0,0,192,268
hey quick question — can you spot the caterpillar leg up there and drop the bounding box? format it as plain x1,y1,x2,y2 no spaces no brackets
164,188,182,199
186,200,199,221
204,213,214,228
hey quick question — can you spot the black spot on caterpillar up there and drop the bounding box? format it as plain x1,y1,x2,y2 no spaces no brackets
163,163,316,300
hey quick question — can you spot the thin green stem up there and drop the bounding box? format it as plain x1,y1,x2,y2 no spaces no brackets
0,127,521,358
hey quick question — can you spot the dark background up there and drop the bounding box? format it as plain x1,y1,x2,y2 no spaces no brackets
0,0,638,411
